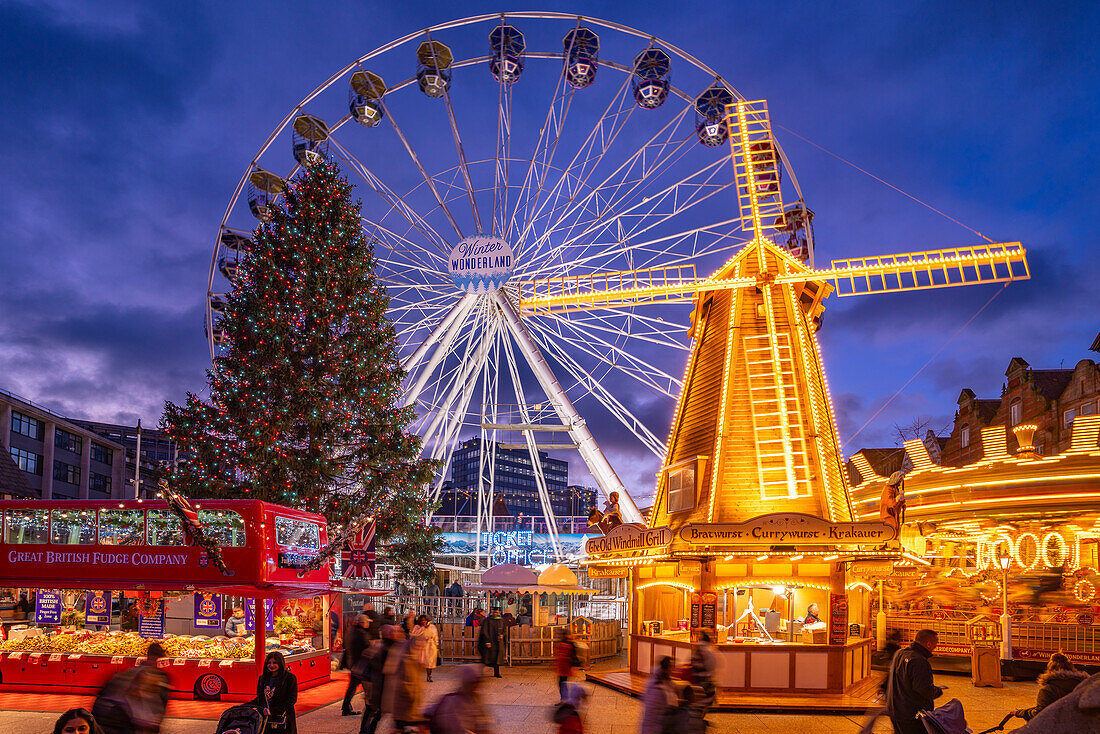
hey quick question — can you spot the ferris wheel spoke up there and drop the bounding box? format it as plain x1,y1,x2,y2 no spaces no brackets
512,71,637,263
403,294,478,406
526,320,665,457
329,138,451,256
532,313,683,398
379,102,464,240
515,107,691,274
439,87,484,234
546,307,688,352
365,217,450,274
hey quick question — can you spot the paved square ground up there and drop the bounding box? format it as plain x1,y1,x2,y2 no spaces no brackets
0,658,1038,734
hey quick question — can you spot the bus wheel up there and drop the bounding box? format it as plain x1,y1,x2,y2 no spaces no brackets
194,673,225,700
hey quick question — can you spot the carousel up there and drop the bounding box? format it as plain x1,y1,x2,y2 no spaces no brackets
849,415,1100,670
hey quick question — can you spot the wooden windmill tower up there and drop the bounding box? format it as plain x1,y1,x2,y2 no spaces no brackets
519,99,1030,534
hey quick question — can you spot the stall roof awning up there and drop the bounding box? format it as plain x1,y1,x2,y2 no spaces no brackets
466,583,597,595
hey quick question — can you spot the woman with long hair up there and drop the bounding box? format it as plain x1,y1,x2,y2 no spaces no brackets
640,656,675,734
254,650,298,733
1015,652,1088,721
52,708,104,734
412,613,440,682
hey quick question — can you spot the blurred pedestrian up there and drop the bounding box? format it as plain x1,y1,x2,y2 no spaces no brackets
555,628,578,699
426,664,494,734
342,614,370,716
690,633,717,709
382,627,424,731
53,708,104,734
360,625,400,734
365,605,382,641
478,607,507,678
640,656,675,734
552,683,587,734
413,614,440,682
92,643,168,734
667,685,706,734
381,606,396,626
253,651,298,734
401,609,417,638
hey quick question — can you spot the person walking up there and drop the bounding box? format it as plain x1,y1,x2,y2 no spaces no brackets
640,656,675,734
342,614,370,716
425,664,495,734
465,606,485,628
53,708,104,734
92,643,169,734
555,628,578,699
400,609,417,638
253,651,298,734
382,628,424,731
885,629,943,734
478,607,507,678
690,633,718,710
552,683,587,734
360,625,399,734
1014,652,1088,721
413,614,440,682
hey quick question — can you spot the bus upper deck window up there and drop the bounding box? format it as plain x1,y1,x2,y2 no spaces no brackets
4,508,49,544
198,510,246,547
51,509,97,545
275,516,320,549
146,509,183,546
98,509,145,545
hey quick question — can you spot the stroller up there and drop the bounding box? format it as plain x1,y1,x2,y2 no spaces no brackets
215,704,265,734
915,699,970,734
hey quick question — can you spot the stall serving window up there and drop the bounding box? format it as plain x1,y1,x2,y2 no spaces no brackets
275,516,320,549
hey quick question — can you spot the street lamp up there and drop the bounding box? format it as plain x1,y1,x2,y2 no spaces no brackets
997,552,1012,660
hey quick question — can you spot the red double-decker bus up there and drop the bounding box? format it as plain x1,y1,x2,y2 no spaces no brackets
0,499,333,700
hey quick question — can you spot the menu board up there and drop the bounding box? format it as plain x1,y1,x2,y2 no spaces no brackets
34,591,62,624
829,593,848,645
690,592,702,628
139,599,165,639
700,592,717,630
194,592,223,629
84,591,112,626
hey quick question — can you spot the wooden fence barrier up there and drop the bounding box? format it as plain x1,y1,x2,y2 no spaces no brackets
436,619,622,666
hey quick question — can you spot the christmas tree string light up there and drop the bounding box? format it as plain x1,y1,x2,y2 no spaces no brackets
162,159,441,583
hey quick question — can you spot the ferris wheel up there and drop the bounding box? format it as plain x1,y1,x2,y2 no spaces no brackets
205,12,816,558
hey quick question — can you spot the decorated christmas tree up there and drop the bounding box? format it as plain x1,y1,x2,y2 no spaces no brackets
163,159,440,581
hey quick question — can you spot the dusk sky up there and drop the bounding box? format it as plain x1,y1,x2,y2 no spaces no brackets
2,2,1097,503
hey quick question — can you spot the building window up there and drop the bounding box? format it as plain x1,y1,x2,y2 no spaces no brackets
960,425,970,448
53,460,80,485
1082,402,1097,417
54,428,82,454
11,411,44,441
91,443,113,465
666,464,696,513
1065,408,1076,428
89,472,112,494
10,447,42,475
1010,401,1021,426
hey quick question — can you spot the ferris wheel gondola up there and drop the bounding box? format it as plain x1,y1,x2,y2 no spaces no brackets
205,13,815,565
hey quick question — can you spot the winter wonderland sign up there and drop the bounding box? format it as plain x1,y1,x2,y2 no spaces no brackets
448,235,514,293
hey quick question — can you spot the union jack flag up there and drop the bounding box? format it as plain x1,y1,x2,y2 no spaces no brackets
159,479,229,575
341,522,376,578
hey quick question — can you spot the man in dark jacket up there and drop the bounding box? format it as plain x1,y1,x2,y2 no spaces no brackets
887,629,944,734
341,615,369,716
478,607,507,678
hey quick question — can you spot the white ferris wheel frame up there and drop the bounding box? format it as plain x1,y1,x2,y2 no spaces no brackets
205,12,813,560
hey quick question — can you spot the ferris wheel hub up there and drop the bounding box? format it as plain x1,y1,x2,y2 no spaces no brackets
448,234,515,294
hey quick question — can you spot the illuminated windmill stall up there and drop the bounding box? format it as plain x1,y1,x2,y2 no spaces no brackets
526,100,1030,698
